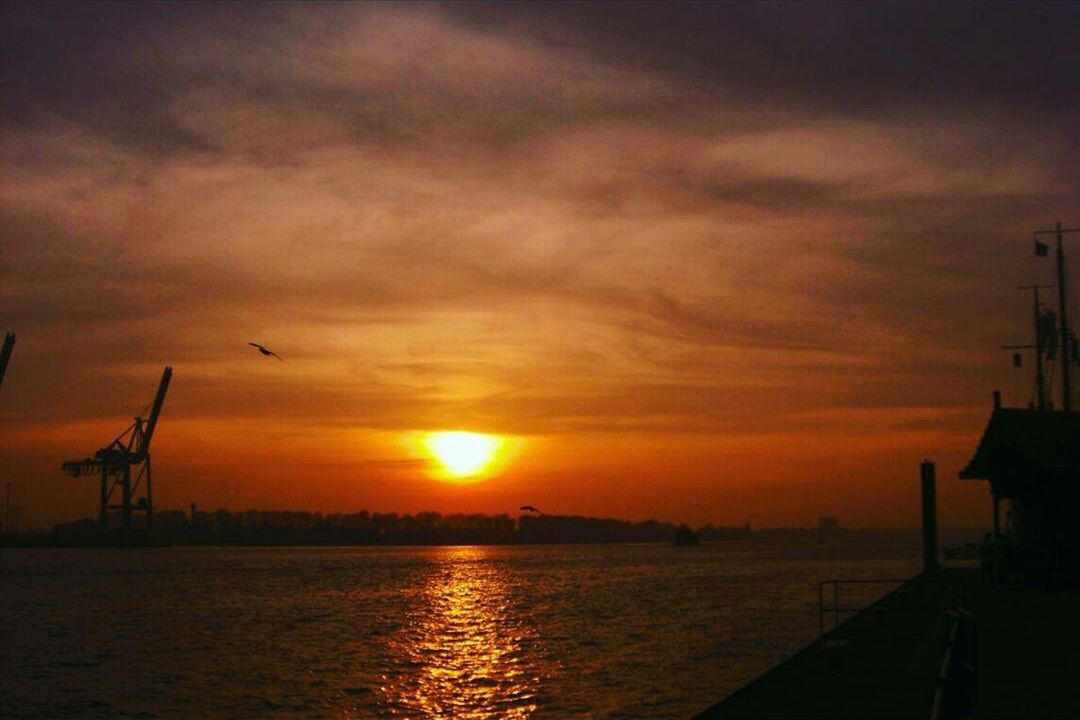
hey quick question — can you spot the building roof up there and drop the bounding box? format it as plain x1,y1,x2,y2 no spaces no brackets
959,408,1080,481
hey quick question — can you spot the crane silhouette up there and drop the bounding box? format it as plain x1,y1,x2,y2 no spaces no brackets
249,342,283,361
61,367,172,533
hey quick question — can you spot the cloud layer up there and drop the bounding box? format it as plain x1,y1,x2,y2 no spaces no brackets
2,2,1077,528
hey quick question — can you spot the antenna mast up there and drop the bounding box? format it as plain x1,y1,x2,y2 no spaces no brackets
1003,284,1054,410
1034,222,1079,413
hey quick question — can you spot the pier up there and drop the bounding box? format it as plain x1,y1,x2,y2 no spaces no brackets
693,569,970,719
693,565,1080,719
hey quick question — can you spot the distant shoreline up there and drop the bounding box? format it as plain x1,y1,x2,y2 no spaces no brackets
2,525,925,550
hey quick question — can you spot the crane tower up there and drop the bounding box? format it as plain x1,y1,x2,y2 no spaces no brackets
62,367,172,533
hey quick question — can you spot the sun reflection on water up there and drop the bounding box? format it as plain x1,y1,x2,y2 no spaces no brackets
381,547,543,719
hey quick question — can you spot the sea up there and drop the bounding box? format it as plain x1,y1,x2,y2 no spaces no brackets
1,534,922,719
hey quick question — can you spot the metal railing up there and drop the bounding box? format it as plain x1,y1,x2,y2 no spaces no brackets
818,578,909,636
930,604,976,720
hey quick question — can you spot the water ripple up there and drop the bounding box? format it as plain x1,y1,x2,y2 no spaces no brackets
1,538,919,718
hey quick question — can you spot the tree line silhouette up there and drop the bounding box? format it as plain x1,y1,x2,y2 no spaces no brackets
48,508,755,546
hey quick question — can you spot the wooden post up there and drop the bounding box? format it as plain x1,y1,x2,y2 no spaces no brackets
921,460,939,574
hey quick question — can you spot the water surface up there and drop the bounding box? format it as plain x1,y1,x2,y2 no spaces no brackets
1,536,919,718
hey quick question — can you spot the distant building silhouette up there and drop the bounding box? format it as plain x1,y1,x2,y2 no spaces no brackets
818,516,840,532
674,524,700,546
817,516,841,543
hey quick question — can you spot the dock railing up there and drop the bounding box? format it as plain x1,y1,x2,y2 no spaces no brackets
818,578,909,636
930,603,976,720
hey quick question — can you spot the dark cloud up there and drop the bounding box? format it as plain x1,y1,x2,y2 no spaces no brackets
444,2,1080,114
0,2,232,155
683,176,851,211
2,2,691,162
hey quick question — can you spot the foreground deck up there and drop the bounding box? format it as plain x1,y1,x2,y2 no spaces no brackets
693,567,1079,719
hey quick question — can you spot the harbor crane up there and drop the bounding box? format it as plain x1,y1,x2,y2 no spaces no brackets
62,367,172,533
0,332,14,390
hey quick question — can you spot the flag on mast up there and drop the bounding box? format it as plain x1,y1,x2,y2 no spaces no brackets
1035,238,1050,256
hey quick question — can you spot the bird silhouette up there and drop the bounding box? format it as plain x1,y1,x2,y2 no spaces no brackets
248,342,283,361
520,505,543,515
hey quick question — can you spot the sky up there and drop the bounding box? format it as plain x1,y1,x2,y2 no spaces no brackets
1,2,1077,531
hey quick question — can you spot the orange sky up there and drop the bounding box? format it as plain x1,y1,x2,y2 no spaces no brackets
1,3,1077,530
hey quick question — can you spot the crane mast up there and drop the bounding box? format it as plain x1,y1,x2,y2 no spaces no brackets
136,368,171,461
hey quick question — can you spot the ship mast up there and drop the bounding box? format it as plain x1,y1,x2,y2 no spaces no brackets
1002,285,1052,410
1034,222,1079,413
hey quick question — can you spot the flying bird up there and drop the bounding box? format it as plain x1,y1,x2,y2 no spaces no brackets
248,342,283,361
520,505,543,515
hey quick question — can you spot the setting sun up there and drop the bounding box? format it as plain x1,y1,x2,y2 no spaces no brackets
424,432,504,479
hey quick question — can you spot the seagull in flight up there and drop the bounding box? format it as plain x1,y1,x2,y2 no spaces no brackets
248,342,283,361
520,505,544,515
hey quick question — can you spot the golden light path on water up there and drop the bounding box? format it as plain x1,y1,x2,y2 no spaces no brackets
381,547,544,718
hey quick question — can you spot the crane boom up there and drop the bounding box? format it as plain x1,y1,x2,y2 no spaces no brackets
0,332,14,390
136,366,172,460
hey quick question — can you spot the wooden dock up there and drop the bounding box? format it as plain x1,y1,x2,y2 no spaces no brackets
693,570,965,719
692,567,1079,719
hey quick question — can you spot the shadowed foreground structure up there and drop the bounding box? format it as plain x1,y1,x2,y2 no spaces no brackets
693,570,968,719
959,406,1080,587
696,388,1080,719
694,566,1080,719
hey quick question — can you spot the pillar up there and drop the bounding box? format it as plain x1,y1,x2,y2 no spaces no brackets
921,460,939,574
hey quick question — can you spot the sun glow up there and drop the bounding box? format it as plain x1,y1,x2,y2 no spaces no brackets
424,431,505,479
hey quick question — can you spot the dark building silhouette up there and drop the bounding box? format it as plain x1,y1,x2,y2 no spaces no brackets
960,405,1080,586
46,508,706,546
674,523,700,546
